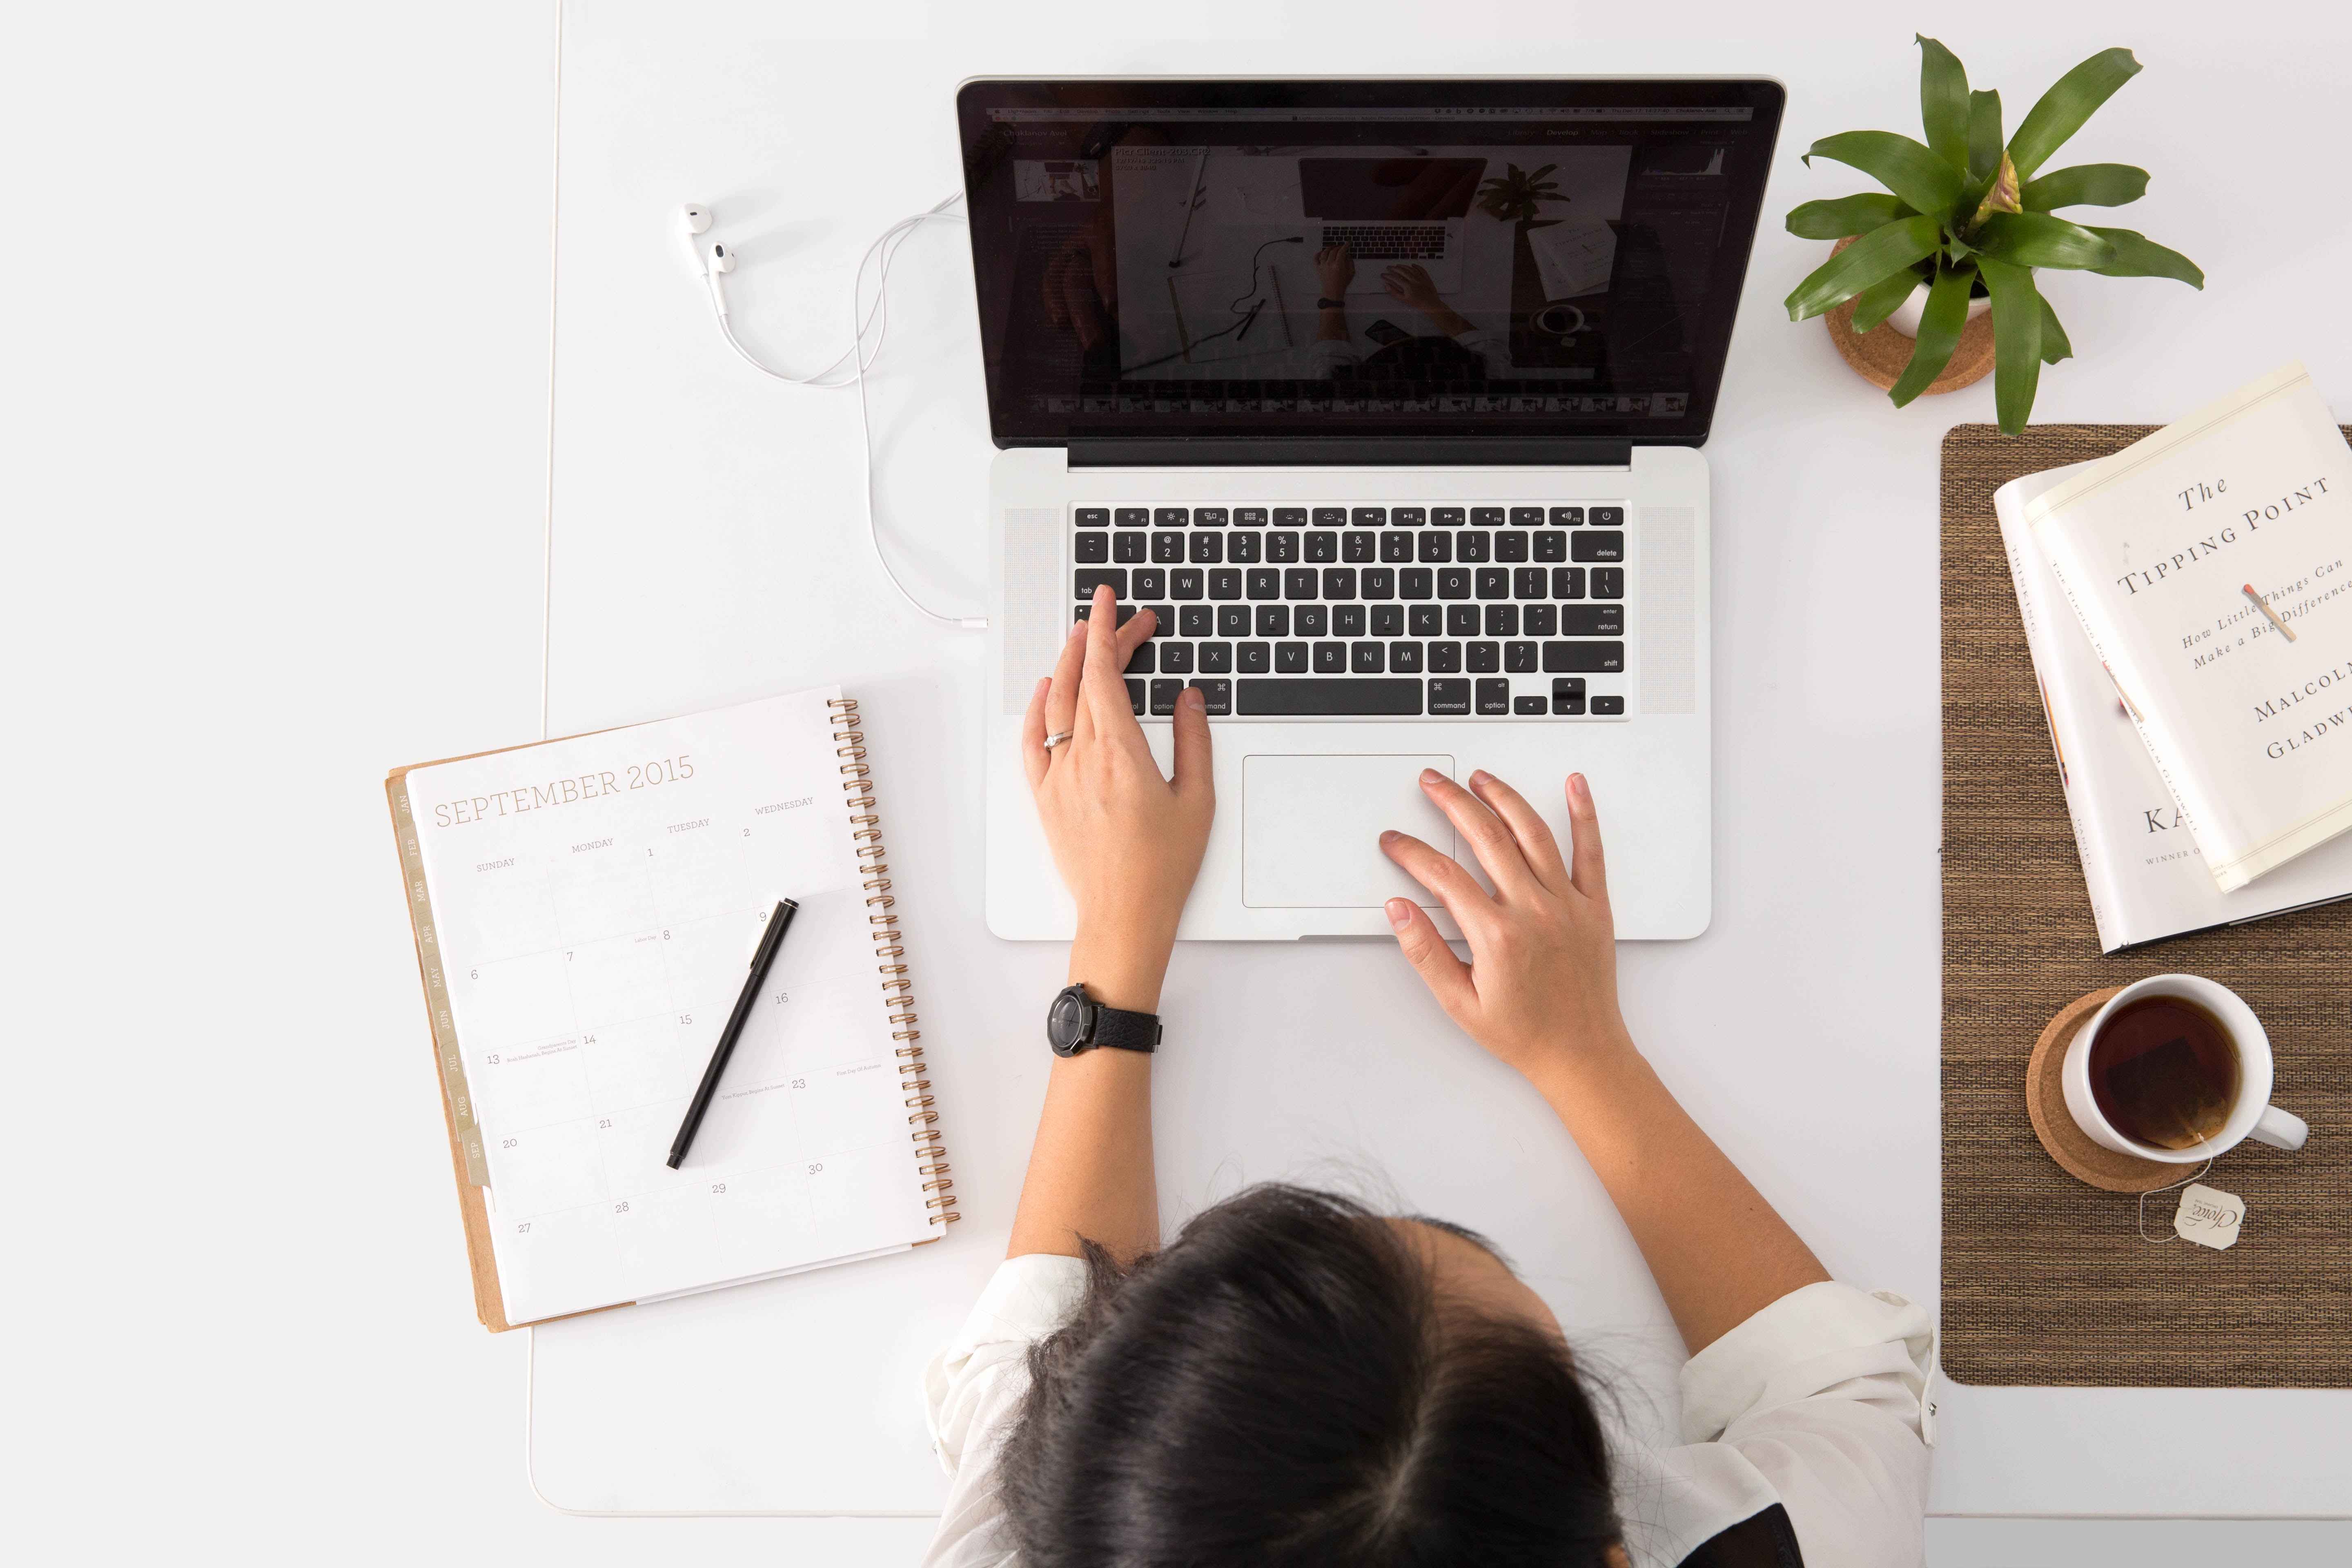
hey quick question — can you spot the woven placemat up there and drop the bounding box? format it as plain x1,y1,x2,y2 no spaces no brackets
1940,423,2352,1388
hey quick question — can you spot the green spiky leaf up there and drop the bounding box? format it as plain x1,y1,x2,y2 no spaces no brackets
2008,48,2142,180
1889,263,1975,406
1967,90,2004,185
1977,256,2045,434
1851,264,1926,333
1804,132,1966,219
2083,226,2205,287
1783,214,1947,321
1786,193,1914,239
1971,211,2120,270
2020,163,2148,210
2037,291,2074,364
1916,36,1971,172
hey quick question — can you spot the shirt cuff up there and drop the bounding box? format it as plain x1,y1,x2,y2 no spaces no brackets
922,1254,1091,1474
1678,1282,1935,1446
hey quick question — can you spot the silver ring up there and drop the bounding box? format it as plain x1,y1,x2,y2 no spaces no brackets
1042,730,1074,751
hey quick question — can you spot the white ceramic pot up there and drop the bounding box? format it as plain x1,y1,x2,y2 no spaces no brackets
1885,279,1993,338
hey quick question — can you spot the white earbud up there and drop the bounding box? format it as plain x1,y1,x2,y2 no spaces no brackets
703,241,737,317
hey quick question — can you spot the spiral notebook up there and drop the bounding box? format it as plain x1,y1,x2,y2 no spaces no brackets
387,687,956,1332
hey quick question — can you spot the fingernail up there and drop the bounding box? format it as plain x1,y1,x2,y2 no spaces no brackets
1419,767,1442,785
1035,676,1050,694
1379,829,1399,845
1182,687,1204,709
1469,769,1490,787
1570,773,1590,804
1069,619,1087,639
1385,898,1413,931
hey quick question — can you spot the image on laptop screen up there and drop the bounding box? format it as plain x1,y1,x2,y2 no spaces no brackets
957,80,1784,448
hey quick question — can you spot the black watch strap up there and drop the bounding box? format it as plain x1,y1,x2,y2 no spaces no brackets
1090,1003,1161,1054
1316,296,1346,310
1050,982,1160,1056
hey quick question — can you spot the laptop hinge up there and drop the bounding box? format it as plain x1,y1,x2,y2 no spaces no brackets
1062,438,1637,469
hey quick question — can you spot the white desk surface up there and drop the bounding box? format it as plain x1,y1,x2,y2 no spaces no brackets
527,0,2352,1530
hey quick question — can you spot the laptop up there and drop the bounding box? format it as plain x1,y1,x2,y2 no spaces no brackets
958,77,1784,942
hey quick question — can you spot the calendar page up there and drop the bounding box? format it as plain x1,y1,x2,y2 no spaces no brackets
402,688,935,1325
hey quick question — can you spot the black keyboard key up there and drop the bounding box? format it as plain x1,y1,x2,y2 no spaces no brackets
1437,567,1471,599
1256,605,1290,637
1075,568,1127,599
1238,641,1271,674
1247,568,1280,600
1073,602,1137,628
1515,695,1547,715
1419,532,1452,563
1544,641,1625,673
1561,605,1624,636
1471,506,1505,527
1475,568,1510,600
1155,507,1189,527
1572,531,1624,563
1115,507,1149,528
1362,567,1394,599
1550,506,1585,526
1268,531,1300,562
1497,531,1529,562
1307,531,1339,563
1457,531,1491,563
1218,605,1251,637
1126,678,1146,714
1114,533,1147,564
1296,605,1329,637
1510,507,1544,527
1239,678,1421,716
1534,530,1566,562
1179,605,1212,637
1467,641,1501,673
1352,507,1387,526
1514,567,1546,600
1210,568,1242,599
1343,531,1376,563
1189,677,1232,715
1276,641,1308,673
1352,641,1385,673
1274,507,1307,526
1381,531,1413,562
1409,605,1443,637
1076,532,1109,563
1189,532,1224,564
1390,640,1424,673
1228,531,1262,564
1432,506,1465,526
1172,568,1205,599
1150,532,1184,564
1232,508,1263,525
1393,506,1426,526
1591,506,1624,526
1427,678,1472,715
1150,678,1182,715
1284,567,1318,600
1323,567,1358,600
1132,568,1165,598
1195,507,1228,527
1372,604,1404,637
1333,605,1367,636
1485,604,1519,637
1593,568,1624,599
1143,604,1174,637
1125,641,1156,675
1076,507,1109,528
1429,641,1462,673
1400,567,1432,599
1477,677,1512,715
1313,506,1348,527
1592,695,1625,715
1446,604,1480,638
1552,567,1587,599
1313,641,1347,673
1160,641,1195,673
1199,641,1234,673
1552,677,1586,717
1523,604,1556,637
1505,641,1537,673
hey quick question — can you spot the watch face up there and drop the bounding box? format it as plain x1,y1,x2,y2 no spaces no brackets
1047,985,1091,1056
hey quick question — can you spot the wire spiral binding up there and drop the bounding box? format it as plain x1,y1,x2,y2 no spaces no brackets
829,697,958,1226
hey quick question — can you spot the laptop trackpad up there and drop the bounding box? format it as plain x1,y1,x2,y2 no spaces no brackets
1242,755,1457,909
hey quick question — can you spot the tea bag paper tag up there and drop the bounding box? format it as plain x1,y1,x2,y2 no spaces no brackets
2173,1183,2245,1250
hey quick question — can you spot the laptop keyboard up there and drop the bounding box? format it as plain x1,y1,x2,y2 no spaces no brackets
1315,223,1447,260
1072,504,1628,719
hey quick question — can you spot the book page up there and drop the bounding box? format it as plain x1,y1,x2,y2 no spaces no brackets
403,688,933,1325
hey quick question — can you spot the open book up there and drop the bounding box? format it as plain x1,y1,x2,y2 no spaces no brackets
2025,363,2352,891
387,688,955,1329
1999,460,2352,951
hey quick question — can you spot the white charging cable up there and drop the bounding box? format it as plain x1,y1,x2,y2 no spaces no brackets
683,193,987,631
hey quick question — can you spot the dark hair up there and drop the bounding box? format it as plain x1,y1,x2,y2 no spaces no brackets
1352,334,1487,383
998,1184,1620,1566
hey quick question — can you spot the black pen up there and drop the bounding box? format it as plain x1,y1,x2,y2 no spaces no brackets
667,898,798,1169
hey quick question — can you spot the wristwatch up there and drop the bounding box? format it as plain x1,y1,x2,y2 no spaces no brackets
1315,296,1346,311
1047,983,1161,1057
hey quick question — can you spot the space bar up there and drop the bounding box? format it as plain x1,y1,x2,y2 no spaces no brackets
1236,679,1423,716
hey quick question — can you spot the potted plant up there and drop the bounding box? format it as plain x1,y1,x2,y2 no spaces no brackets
1477,163,1564,223
1783,38,2203,432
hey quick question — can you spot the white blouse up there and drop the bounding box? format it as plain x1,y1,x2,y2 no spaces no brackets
919,1255,1934,1568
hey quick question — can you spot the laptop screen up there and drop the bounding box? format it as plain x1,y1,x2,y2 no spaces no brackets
956,78,1784,453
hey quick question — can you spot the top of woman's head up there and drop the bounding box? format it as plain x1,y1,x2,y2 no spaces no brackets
998,1184,1620,1567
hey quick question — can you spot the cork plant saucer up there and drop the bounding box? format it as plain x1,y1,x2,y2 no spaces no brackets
1819,237,1996,395
2024,987,2184,1193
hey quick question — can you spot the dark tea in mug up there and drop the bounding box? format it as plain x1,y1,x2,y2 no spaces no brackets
2087,994,2241,1150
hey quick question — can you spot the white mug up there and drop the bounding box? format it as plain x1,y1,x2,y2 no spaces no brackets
2062,974,2311,1163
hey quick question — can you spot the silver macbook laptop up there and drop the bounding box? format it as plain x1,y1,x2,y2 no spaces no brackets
958,77,1784,941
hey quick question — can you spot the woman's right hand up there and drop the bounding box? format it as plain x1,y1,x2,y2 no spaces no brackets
1377,769,1632,1082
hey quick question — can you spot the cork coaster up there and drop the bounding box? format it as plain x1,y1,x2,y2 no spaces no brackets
2025,988,2183,1193
1820,237,1996,394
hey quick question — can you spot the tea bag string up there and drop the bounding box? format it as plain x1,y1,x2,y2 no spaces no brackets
2136,1146,2217,1244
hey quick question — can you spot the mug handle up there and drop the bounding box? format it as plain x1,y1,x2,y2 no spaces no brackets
2251,1104,2310,1151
